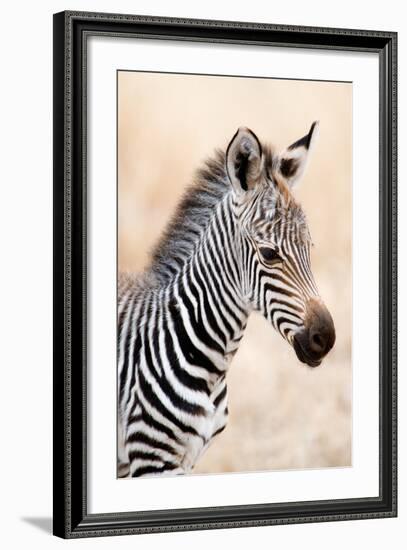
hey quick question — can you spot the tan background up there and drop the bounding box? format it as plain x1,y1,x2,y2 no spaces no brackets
118,71,352,474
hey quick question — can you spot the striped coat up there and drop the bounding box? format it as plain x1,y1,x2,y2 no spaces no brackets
118,123,335,477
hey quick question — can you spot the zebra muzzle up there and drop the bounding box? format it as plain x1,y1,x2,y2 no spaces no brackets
293,298,336,367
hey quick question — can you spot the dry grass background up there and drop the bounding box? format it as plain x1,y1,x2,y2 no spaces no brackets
118,71,352,474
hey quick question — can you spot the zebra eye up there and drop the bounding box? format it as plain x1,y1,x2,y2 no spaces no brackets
258,246,282,265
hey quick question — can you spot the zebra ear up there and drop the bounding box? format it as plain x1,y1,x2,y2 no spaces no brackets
278,121,319,189
226,127,263,194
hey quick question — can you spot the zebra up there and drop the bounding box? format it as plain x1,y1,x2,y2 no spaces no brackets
118,122,336,478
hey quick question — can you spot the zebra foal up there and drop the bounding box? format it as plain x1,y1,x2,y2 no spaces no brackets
118,122,335,478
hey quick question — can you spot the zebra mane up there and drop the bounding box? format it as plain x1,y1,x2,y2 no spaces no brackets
148,149,230,285
146,144,277,286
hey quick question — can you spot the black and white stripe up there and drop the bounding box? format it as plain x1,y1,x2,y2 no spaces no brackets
118,123,333,477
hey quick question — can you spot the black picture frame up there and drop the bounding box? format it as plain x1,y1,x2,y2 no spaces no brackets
53,10,397,539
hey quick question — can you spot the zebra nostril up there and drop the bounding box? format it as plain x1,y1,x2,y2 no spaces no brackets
310,331,325,353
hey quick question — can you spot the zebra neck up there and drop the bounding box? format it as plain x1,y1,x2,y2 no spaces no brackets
162,198,249,381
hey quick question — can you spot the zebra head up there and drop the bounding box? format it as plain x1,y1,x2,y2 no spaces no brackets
226,123,335,367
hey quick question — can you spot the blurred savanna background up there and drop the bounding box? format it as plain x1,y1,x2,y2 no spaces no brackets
118,70,352,474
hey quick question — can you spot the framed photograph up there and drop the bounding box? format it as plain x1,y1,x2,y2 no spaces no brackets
53,10,397,538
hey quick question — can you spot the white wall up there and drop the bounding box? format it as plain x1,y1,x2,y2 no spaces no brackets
0,1,404,548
